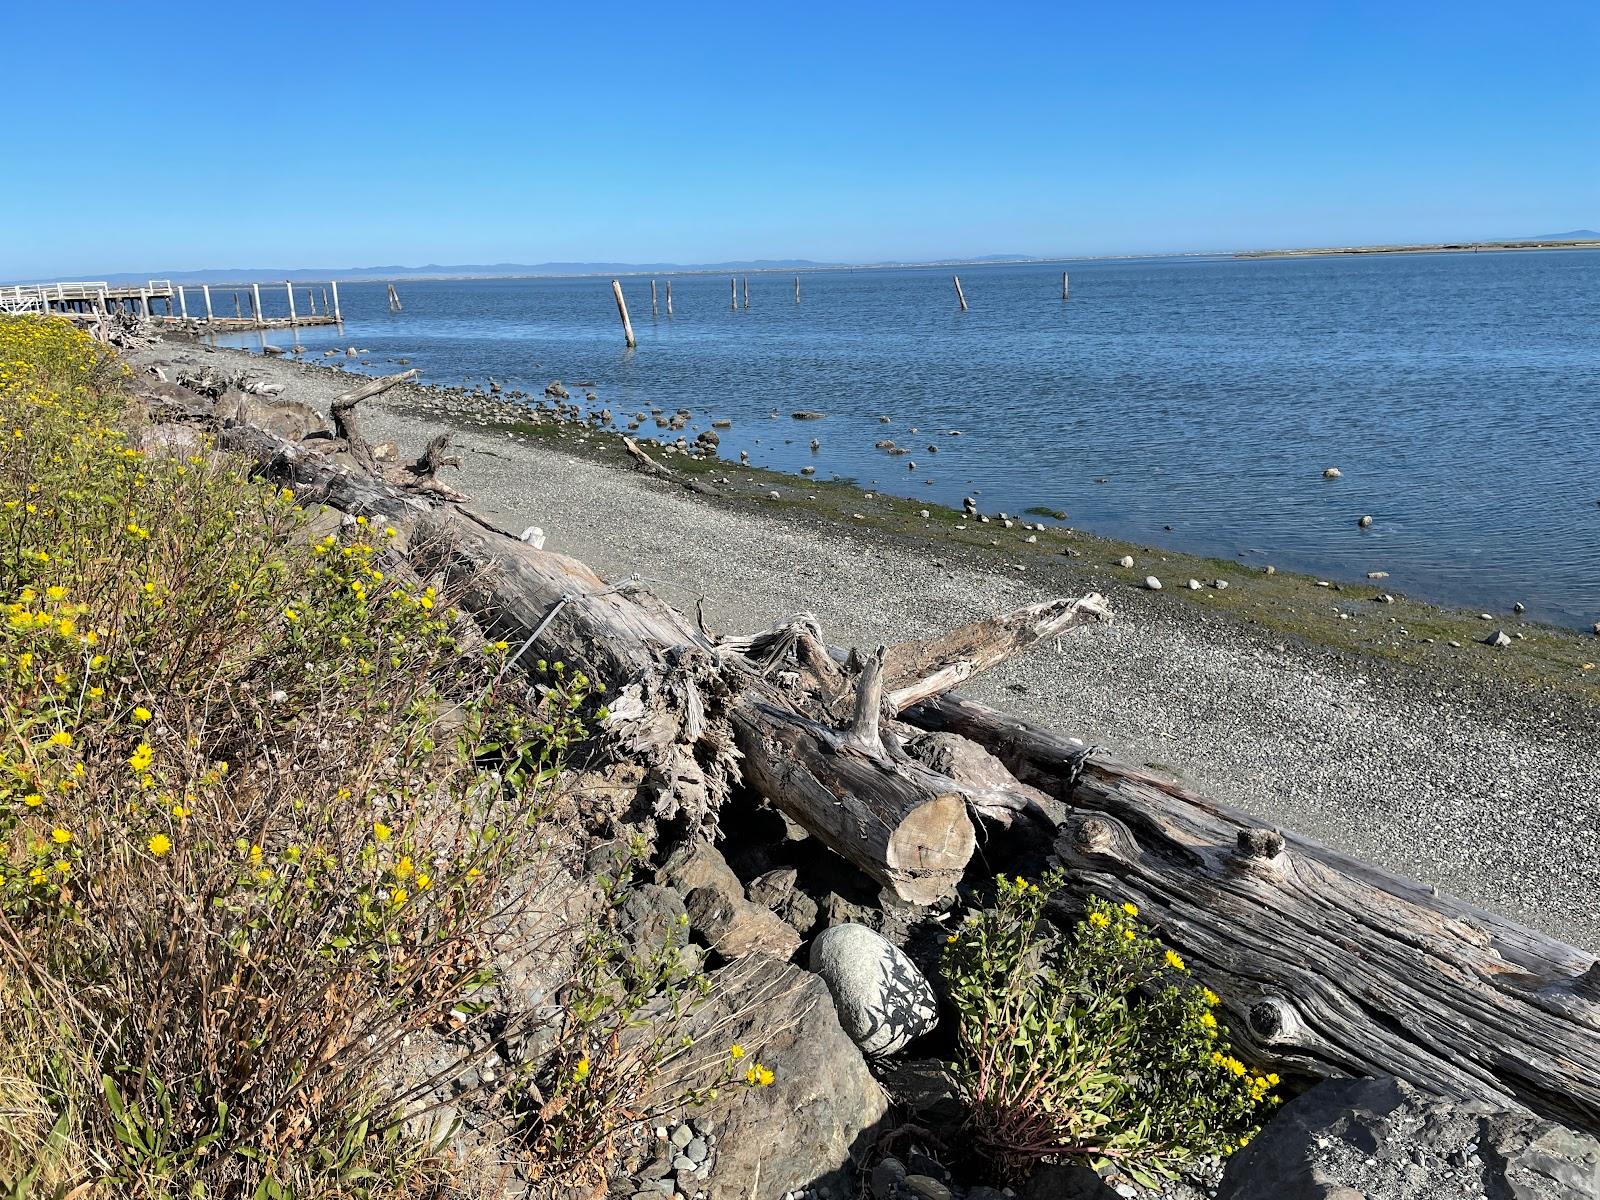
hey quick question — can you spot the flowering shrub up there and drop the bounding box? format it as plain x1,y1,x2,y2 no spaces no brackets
0,316,612,1197
941,874,1277,1186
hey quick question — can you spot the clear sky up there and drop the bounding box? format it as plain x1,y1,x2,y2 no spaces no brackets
4,1,1595,278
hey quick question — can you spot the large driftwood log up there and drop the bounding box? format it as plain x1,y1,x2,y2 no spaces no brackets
220,427,1014,901
902,691,1600,1131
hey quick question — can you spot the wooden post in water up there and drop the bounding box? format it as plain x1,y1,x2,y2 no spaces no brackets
611,279,637,349
250,283,262,323
1061,271,1070,300
234,292,242,318
795,275,801,303
731,277,738,311
743,276,750,309
176,286,188,319
666,280,673,315
953,275,968,311
138,287,150,318
285,281,297,324
306,288,315,315
201,285,213,322
388,283,402,312
330,280,342,322
651,279,659,316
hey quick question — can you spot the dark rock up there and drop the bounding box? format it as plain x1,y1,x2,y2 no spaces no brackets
619,882,687,951
659,842,800,960
1024,1162,1119,1199
879,1058,964,1131
871,1157,909,1200
1218,1076,1600,1200
792,410,825,420
902,1176,954,1200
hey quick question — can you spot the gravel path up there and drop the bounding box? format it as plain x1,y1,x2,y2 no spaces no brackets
139,344,1600,950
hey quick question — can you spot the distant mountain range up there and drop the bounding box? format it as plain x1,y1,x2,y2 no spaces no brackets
1515,230,1600,241
38,255,1037,286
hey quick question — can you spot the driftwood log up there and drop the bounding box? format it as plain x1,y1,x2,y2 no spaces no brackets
202,377,1600,1131
222,406,1100,903
902,691,1600,1131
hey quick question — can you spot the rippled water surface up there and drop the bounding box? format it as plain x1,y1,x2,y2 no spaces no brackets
217,252,1600,627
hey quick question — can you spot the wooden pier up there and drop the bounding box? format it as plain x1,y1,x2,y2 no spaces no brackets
0,278,344,332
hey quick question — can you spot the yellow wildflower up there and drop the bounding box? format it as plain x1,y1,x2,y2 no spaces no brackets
23,793,43,808
729,1044,746,1060
1088,911,1110,928
50,827,72,845
373,821,392,842
1165,949,1187,971
133,706,152,723
744,1063,775,1087
1121,902,1139,917
147,833,172,857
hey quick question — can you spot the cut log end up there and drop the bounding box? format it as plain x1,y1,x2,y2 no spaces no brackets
885,792,976,903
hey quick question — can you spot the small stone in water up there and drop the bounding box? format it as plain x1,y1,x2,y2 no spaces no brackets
1324,467,1342,478
1358,514,1373,528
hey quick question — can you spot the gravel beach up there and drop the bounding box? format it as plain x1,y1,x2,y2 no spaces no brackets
136,342,1600,950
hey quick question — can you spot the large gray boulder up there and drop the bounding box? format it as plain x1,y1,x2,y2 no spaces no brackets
809,922,938,1057
658,955,887,1200
1219,1076,1600,1200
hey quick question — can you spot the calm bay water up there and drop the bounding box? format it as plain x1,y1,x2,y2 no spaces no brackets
219,252,1600,628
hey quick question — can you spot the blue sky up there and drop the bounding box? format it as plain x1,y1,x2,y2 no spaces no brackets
3,1,1595,278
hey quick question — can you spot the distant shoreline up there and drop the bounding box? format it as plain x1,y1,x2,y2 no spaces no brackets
1236,238,1600,260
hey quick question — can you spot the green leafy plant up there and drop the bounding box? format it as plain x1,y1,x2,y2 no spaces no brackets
942,874,1278,1186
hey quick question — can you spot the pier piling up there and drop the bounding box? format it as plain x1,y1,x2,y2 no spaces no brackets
731,276,737,311
651,278,659,316
1062,271,1070,300
666,280,673,316
611,279,637,349
795,275,801,303
953,275,968,311
250,283,262,322
331,280,341,322
285,282,297,325
743,276,750,309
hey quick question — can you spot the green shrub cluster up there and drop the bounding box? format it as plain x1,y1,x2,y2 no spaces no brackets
941,874,1277,1186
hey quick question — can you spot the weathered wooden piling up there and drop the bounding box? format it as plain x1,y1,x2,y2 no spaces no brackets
388,283,402,312
731,277,738,311
250,283,262,322
285,282,297,324
331,280,342,322
201,285,213,321
176,286,188,319
611,279,637,349
666,280,673,316
953,275,968,311
795,275,801,303
743,276,750,309
651,279,659,316
1062,271,1070,300
234,292,242,318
